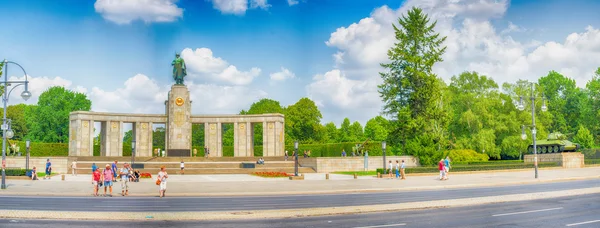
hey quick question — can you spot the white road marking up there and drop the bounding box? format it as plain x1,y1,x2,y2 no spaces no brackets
93,205,171,208
353,223,407,228
566,220,600,226
492,207,563,217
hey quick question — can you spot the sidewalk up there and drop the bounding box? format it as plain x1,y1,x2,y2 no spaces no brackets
1,167,598,197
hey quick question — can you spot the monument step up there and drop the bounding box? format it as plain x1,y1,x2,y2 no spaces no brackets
72,167,315,175
71,156,296,162
72,162,296,169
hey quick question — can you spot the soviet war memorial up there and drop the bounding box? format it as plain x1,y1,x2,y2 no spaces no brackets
1,0,600,227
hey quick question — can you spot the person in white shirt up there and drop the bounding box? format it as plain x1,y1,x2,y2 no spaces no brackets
180,161,185,175
120,163,131,196
71,160,77,176
157,166,168,198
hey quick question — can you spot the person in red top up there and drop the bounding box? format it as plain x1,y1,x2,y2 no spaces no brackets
438,159,446,180
92,167,101,196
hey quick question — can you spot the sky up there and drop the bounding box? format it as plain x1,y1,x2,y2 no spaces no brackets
1,0,600,128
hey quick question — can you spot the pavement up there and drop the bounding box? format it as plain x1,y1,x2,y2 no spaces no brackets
2,193,599,227
1,167,599,197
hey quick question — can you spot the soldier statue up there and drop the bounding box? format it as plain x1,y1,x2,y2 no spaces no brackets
171,53,187,85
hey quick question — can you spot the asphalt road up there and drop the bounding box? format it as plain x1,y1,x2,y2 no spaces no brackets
2,193,599,228
0,179,598,212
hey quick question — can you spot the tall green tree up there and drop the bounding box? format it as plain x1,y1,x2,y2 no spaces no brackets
153,127,165,148
378,7,447,165
338,118,353,142
0,104,35,140
192,124,205,147
573,125,594,149
27,86,92,143
584,67,600,144
364,116,389,142
285,97,323,143
538,71,585,134
350,121,364,142
323,122,338,143
240,98,285,145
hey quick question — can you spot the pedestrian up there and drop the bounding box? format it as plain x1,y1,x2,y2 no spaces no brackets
395,160,400,179
120,163,130,196
31,166,38,180
71,159,77,176
44,159,52,180
388,160,393,178
112,160,118,181
438,159,446,180
400,160,406,180
91,163,97,173
157,166,168,198
180,161,185,175
102,164,115,197
444,156,451,179
92,167,101,196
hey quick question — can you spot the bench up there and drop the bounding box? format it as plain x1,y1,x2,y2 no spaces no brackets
240,163,256,168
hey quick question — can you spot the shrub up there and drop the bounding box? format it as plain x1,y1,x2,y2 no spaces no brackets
375,162,559,174
446,149,489,163
4,169,27,176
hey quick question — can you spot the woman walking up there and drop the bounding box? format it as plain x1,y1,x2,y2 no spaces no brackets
157,166,168,198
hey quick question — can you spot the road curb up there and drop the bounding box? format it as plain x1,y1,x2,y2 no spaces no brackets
1,187,599,221
0,175,597,197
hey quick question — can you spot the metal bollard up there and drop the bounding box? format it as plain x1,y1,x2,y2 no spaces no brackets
354,173,357,179
377,172,381,178
61,174,65,181
326,173,329,180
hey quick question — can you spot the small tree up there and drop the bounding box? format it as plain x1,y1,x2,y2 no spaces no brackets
573,125,594,149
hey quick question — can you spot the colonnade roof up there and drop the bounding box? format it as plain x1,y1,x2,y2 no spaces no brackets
69,111,284,123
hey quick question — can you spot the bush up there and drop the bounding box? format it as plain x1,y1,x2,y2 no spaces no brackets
375,162,560,174
9,141,68,157
446,149,489,163
252,172,292,178
4,169,27,176
581,148,600,159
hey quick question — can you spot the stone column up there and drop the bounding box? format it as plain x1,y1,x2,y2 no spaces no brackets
274,121,283,156
69,119,93,156
217,122,223,157
234,122,253,157
103,120,121,157
205,122,221,157
100,121,107,156
166,84,192,156
247,121,253,157
135,122,153,157
88,120,94,156
263,122,277,156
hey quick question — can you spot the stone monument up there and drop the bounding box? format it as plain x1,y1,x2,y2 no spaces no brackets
166,53,192,156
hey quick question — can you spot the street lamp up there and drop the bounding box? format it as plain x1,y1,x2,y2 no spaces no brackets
1,59,31,189
131,140,136,168
25,140,30,171
382,141,387,175
294,140,299,176
515,83,547,179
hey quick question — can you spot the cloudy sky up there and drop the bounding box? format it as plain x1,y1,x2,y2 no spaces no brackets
1,0,600,127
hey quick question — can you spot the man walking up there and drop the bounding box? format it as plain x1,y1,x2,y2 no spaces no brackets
444,156,451,179
400,160,406,180
112,160,118,181
180,161,185,175
44,159,52,180
438,159,446,180
102,164,115,197
120,163,130,196
71,159,77,176
395,160,400,179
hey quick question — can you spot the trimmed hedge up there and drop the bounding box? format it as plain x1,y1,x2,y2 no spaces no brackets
376,162,560,174
4,169,28,176
8,141,68,157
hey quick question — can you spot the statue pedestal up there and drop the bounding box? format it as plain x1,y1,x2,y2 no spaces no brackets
166,84,192,157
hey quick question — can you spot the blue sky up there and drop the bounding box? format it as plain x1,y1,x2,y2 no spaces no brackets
1,0,600,126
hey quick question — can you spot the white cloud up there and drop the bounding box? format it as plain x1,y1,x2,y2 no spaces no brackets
211,0,248,15
287,0,299,6
181,48,261,85
7,73,267,116
94,0,183,24
269,67,296,82
311,0,600,124
250,0,271,10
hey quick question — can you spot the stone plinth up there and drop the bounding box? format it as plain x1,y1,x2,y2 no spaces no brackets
6,157,68,174
166,85,192,156
524,152,584,168
299,156,419,173
134,122,153,157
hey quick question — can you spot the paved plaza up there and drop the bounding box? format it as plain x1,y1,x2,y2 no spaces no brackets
1,167,599,197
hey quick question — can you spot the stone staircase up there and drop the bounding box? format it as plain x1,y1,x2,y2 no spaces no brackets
69,156,314,174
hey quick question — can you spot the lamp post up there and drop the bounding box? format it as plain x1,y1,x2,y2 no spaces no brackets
515,83,547,179
25,140,30,171
1,59,31,189
131,140,136,168
382,141,387,175
294,141,299,176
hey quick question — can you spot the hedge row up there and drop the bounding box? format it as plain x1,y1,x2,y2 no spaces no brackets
4,169,28,176
376,162,560,174
7,141,68,157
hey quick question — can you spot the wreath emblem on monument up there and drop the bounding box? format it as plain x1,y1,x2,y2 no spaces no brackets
175,97,185,106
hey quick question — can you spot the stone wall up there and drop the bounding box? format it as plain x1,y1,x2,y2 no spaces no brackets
299,156,419,173
5,157,69,173
524,152,584,168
